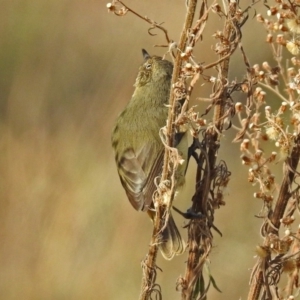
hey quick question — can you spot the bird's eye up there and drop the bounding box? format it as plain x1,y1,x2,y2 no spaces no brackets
145,63,152,69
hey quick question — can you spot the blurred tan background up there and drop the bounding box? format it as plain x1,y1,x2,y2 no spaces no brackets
0,0,284,299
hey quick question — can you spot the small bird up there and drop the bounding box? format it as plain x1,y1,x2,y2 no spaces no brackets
111,49,187,260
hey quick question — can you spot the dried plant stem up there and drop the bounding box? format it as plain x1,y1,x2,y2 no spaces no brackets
181,4,239,298
247,135,300,300
139,1,198,299
162,0,198,178
270,143,300,232
139,224,160,300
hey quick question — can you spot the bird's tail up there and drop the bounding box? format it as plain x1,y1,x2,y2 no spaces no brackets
159,213,185,260
148,210,185,260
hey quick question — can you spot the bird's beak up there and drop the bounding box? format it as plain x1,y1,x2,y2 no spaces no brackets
142,49,151,60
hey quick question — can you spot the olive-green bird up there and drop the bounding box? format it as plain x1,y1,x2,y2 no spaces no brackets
111,49,187,260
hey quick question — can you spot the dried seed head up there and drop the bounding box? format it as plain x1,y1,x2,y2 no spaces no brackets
281,215,295,226
212,3,222,13
267,7,278,16
264,195,273,202
168,42,178,52
265,106,271,117
273,237,289,253
264,18,271,26
287,18,300,34
268,75,279,86
279,24,288,32
270,152,277,161
289,82,300,94
266,126,279,140
212,30,223,39
254,192,265,199
235,102,243,112
291,56,300,66
241,154,252,165
275,116,283,126
178,157,185,165
258,70,265,80
257,91,266,103
287,67,296,78
254,87,262,96
266,34,273,43
256,14,264,23
276,34,286,45
273,22,280,31
262,61,271,71
241,82,250,93
278,18,285,25
185,63,192,70
261,133,269,141
180,52,188,59
253,64,260,73
248,168,255,182
254,150,263,160
209,76,216,83
106,2,115,10
264,174,275,189
185,46,193,54
287,40,300,56
278,102,287,113
240,139,250,151
252,113,260,125
279,3,289,10
196,118,206,126
249,123,260,130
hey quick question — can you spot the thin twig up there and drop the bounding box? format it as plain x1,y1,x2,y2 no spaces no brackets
109,0,171,43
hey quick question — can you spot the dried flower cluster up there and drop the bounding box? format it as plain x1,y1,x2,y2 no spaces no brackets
227,1,300,298
256,0,300,55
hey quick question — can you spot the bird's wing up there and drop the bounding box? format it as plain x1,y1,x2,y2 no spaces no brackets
118,143,164,211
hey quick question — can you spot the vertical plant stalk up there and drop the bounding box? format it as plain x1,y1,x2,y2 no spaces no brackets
247,135,300,300
139,1,198,299
162,0,197,168
181,2,240,298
